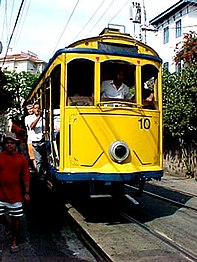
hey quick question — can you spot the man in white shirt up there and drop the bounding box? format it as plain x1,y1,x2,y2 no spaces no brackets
101,70,131,99
24,104,36,172
26,103,47,179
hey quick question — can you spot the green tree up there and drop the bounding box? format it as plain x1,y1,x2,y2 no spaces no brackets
163,31,197,177
163,67,196,140
0,71,39,118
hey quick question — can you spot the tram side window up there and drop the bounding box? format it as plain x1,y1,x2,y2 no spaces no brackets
100,61,136,102
42,80,50,139
67,59,94,106
51,65,61,137
141,65,158,109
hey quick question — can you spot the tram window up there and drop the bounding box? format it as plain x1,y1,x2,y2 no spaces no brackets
51,65,61,109
50,65,61,141
67,59,94,106
141,64,158,109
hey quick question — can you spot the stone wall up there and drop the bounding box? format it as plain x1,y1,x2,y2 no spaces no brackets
163,148,197,178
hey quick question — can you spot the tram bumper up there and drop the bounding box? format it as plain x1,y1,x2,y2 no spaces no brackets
54,170,163,182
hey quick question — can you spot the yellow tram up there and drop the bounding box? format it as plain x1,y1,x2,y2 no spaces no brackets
26,27,163,196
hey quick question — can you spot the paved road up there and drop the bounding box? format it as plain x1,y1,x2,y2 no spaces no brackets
0,174,196,261
0,180,96,262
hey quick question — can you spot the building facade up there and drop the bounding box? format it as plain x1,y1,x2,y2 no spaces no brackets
148,0,197,72
0,51,46,74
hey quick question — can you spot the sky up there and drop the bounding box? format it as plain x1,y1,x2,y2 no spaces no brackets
0,0,179,62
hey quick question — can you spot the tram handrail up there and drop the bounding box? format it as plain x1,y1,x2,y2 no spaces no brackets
97,99,142,108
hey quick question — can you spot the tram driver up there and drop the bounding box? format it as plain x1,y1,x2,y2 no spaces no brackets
101,69,131,100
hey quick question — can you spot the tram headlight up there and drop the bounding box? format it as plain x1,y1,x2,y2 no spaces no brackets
109,141,130,163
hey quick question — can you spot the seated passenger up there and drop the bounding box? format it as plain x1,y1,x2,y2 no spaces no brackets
142,89,155,109
101,70,131,99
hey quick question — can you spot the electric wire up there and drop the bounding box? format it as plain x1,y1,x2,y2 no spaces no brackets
8,0,15,40
0,0,8,42
108,0,129,23
11,0,27,46
1,0,196,64
52,0,80,54
12,0,31,50
2,0,26,66
72,0,107,42
86,0,115,37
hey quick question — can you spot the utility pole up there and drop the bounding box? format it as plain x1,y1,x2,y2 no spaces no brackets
129,0,157,43
129,1,142,39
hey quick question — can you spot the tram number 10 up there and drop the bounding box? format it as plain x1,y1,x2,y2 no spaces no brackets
138,118,151,129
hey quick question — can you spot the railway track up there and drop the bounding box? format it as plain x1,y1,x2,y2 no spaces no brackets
66,193,197,262
125,183,197,212
147,182,197,198
119,209,197,262
66,203,113,262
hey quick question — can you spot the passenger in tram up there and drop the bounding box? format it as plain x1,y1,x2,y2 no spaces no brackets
26,103,48,180
24,104,37,172
101,69,131,100
142,88,156,109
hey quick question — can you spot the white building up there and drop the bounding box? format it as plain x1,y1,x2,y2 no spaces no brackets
0,51,46,74
147,0,197,72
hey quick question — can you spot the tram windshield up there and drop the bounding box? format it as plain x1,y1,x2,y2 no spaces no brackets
66,58,159,109
100,61,158,109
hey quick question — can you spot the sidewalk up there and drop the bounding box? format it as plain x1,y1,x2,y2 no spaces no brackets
149,173,197,196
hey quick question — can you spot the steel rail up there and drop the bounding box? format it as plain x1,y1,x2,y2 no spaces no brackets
120,210,197,262
147,182,197,198
125,184,197,212
65,204,113,262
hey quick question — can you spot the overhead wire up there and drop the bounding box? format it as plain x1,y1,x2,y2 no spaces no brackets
85,0,115,37
72,0,107,42
12,0,31,49
52,0,80,54
108,0,129,23
0,0,8,42
8,0,15,40
2,0,26,66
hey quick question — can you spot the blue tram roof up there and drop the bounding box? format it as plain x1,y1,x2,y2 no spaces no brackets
51,47,162,63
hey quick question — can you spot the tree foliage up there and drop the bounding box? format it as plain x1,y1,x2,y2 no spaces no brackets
174,31,197,66
164,31,197,143
163,32,197,176
163,67,197,142
0,70,39,118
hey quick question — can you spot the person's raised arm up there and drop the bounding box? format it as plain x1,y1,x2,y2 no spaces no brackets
30,114,41,129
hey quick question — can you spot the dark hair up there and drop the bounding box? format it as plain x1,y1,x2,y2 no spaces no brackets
142,88,153,100
114,68,124,76
33,102,40,107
